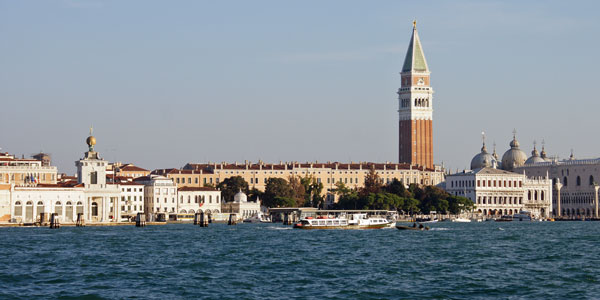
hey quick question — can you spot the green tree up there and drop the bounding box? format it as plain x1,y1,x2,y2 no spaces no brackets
263,178,294,208
287,175,306,207
217,176,249,202
364,192,403,211
447,195,475,215
385,178,409,197
360,167,382,197
301,175,325,208
402,197,421,215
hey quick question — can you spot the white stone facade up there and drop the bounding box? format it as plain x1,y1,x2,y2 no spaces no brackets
445,168,552,218
136,175,177,220
177,187,221,214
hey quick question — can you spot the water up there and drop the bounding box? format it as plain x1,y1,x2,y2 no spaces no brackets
1,222,599,299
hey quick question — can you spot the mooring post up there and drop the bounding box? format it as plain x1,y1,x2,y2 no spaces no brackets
283,212,290,225
135,212,146,227
76,213,85,227
49,213,60,229
199,211,208,227
194,212,200,225
228,213,237,225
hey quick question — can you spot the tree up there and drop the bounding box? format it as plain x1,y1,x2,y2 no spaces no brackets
263,178,294,208
364,192,403,211
217,176,249,202
448,195,475,215
360,167,382,197
385,178,409,198
287,175,306,207
301,175,324,208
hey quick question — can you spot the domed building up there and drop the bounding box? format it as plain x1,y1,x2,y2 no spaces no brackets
501,133,527,171
524,142,546,165
470,141,498,170
222,189,261,221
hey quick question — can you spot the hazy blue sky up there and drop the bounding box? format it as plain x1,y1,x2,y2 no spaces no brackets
1,0,599,174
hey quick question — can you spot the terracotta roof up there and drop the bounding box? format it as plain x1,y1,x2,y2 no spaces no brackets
119,165,149,172
182,162,434,172
178,186,218,192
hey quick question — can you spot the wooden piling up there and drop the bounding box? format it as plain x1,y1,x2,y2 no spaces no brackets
199,211,208,227
228,213,237,225
76,213,85,227
49,213,60,229
135,212,146,227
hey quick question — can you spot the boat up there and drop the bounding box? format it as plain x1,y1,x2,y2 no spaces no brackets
512,211,532,221
452,217,471,223
421,218,439,223
495,215,513,222
243,212,271,223
293,213,393,229
396,224,429,231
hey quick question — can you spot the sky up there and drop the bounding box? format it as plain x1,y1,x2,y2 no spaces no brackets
1,0,599,174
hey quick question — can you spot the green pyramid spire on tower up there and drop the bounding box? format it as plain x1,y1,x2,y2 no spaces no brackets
402,21,429,73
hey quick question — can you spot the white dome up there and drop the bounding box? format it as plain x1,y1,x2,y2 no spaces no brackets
470,143,497,170
525,145,545,165
501,135,527,171
233,190,247,203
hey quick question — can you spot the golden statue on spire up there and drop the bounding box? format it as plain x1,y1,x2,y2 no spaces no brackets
413,19,417,28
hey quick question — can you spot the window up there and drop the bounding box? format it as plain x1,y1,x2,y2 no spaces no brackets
563,177,568,186
91,203,98,216
591,176,595,185
188,196,191,203
180,196,183,203
90,171,98,184
177,178,180,184
577,176,581,186
188,178,191,184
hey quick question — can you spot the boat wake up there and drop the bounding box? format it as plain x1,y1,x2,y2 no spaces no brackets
266,226,293,230
429,227,449,231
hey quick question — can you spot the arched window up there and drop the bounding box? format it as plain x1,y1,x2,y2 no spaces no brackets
188,195,191,203
209,195,212,203
576,176,581,186
563,177,568,186
14,201,22,216
528,191,532,200
180,195,183,203
590,175,595,185
534,191,538,201
541,191,544,201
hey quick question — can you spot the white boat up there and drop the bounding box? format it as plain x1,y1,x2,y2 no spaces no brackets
293,213,393,230
452,217,472,223
243,212,271,223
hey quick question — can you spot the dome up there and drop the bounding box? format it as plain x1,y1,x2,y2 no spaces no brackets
470,143,497,170
540,146,551,162
525,145,545,164
233,190,247,203
501,135,527,171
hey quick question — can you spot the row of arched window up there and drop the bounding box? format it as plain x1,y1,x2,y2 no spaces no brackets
559,175,595,186
179,195,219,204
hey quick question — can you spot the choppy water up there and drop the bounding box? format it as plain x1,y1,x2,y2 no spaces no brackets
1,222,599,299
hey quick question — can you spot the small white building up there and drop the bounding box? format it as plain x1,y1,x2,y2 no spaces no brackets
222,190,261,220
11,184,85,223
177,187,221,215
136,175,177,221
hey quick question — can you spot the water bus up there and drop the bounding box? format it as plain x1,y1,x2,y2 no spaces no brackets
293,210,395,230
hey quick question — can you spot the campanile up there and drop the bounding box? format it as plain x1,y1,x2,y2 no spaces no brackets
398,21,434,169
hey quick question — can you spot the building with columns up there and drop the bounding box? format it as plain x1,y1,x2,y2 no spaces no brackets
398,21,434,169
75,130,122,222
516,157,600,219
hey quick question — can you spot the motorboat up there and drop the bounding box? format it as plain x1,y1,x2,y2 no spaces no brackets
495,215,513,222
243,212,271,223
512,211,532,221
396,224,429,231
452,217,471,223
293,213,393,229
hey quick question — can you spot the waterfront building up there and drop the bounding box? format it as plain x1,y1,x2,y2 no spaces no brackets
0,184,11,221
135,175,177,221
221,190,261,220
118,181,145,219
398,21,434,169
75,131,121,222
178,161,443,206
177,186,221,214
516,153,600,218
445,136,553,218
10,183,85,223
445,168,552,218
0,152,57,185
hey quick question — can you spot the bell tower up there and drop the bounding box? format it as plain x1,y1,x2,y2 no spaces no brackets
398,21,434,169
